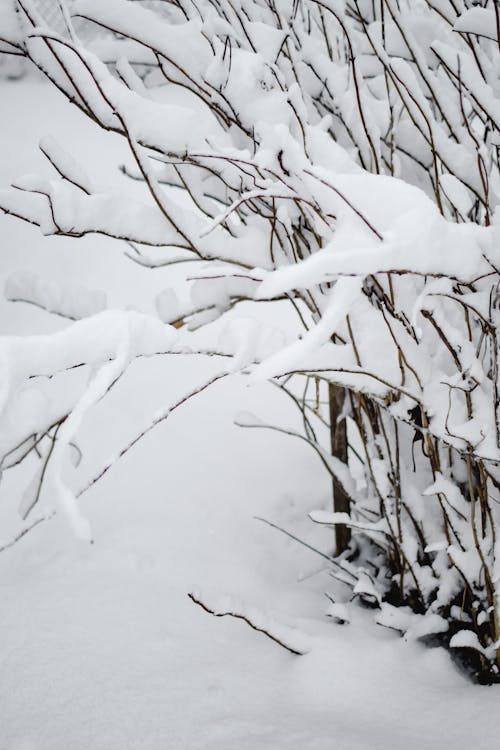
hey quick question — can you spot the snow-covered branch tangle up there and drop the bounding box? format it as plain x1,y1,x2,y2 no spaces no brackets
1,0,500,679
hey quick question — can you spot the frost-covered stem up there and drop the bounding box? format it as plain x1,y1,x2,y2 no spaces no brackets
21,419,64,520
351,394,423,598
382,0,457,141
495,2,500,54
457,58,490,225
311,0,380,173
77,371,227,498
187,591,309,655
0,511,56,554
328,383,351,553
491,326,500,450
466,455,496,647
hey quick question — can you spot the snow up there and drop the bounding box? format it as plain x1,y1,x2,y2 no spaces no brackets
5,269,106,320
43,0,500,673
188,588,313,655
454,8,499,42
2,50,500,750
0,2,21,49
254,278,362,378
450,630,487,656
39,134,94,194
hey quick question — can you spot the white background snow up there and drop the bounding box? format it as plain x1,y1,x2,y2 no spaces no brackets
1,72,500,750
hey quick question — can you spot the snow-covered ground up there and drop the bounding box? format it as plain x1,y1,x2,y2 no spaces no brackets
1,74,500,750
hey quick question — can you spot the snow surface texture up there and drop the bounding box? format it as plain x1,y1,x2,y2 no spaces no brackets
1,75,500,750
3,0,500,673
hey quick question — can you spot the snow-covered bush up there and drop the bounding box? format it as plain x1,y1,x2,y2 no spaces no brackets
1,0,500,680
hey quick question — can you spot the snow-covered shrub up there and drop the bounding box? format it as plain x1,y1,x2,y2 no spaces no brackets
1,0,500,680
